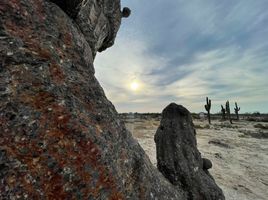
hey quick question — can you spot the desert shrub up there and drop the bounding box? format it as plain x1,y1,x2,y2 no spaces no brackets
220,123,232,128
194,124,210,129
253,112,261,116
245,117,256,122
194,124,202,129
218,123,239,129
245,131,268,139
204,124,210,129
192,113,200,119
246,117,268,122
238,129,268,139
260,116,268,122
254,123,268,129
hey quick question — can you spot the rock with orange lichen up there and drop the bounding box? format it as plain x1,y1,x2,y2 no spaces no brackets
0,0,185,199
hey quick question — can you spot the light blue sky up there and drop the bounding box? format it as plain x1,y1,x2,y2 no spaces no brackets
95,0,268,113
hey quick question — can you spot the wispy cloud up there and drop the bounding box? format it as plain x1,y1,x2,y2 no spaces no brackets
95,0,268,113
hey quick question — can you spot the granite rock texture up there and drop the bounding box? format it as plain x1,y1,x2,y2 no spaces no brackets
51,0,124,56
0,0,186,199
155,103,225,200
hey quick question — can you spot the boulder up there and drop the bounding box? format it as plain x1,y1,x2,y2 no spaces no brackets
0,0,185,199
155,103,225,199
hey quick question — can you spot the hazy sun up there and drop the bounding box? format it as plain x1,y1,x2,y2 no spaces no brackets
130,81,139,91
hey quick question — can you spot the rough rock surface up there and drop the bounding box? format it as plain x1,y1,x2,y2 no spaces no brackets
51,0,124,56
154,103,225,200
0,0,188,199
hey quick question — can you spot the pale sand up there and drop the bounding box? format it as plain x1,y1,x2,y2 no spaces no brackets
124,117,268,200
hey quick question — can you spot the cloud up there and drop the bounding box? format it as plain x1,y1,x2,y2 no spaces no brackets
95,0,268,113
94,36,171,110
162,45,268,112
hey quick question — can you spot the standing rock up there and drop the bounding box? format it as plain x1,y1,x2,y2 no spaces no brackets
155,103,225,200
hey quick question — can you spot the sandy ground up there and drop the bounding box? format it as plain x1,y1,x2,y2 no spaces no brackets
123,116,268,200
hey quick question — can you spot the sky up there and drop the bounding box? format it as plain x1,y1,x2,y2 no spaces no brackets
95,0,268,113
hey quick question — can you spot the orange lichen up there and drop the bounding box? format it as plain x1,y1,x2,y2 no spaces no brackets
19,91,55,110
1,0,125,198
16,87,123,196
3,94,124,199
45,174,67,199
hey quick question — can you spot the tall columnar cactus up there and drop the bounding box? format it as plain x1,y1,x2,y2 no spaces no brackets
234,102,240,120
221,105,226,120
204,97,211,124
226,101,232,124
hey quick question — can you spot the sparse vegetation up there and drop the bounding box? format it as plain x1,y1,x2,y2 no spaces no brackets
226,100,233,124
254,123,268,129
221,105,226,120
123,113,268,199
194,124,210,129
238,129,268,139
253,112,261,116
234,102,241,120
204,97,211,124
191,113,200,119
246,114,268,122
217,123,239,129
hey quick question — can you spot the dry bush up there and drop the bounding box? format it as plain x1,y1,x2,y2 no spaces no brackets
238,129,268,139
254,123,268,129
194,124,210,129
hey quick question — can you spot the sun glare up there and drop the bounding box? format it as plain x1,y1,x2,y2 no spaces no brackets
130,81,139,91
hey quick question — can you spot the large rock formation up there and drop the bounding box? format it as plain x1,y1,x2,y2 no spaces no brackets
0,0,187,199
0,0,225,199
155,103,225,200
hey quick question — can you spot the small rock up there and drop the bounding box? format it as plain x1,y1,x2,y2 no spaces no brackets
122,7,131,18
203,158,213,170
214,153,223,159
209,139,230,148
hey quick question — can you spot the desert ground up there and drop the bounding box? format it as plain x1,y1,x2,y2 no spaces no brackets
121,114,268,200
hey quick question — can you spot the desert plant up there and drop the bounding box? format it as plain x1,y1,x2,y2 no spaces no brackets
204,97,211,124
234,102,240,120
253,111,261,116
226,100,232,124
221,105,226,120
191,113,200,119
254,123,268,129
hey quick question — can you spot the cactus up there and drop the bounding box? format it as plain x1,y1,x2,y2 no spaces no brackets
234,102,240,120
204,97,211,124
221,105,226,120
226,100,232,124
